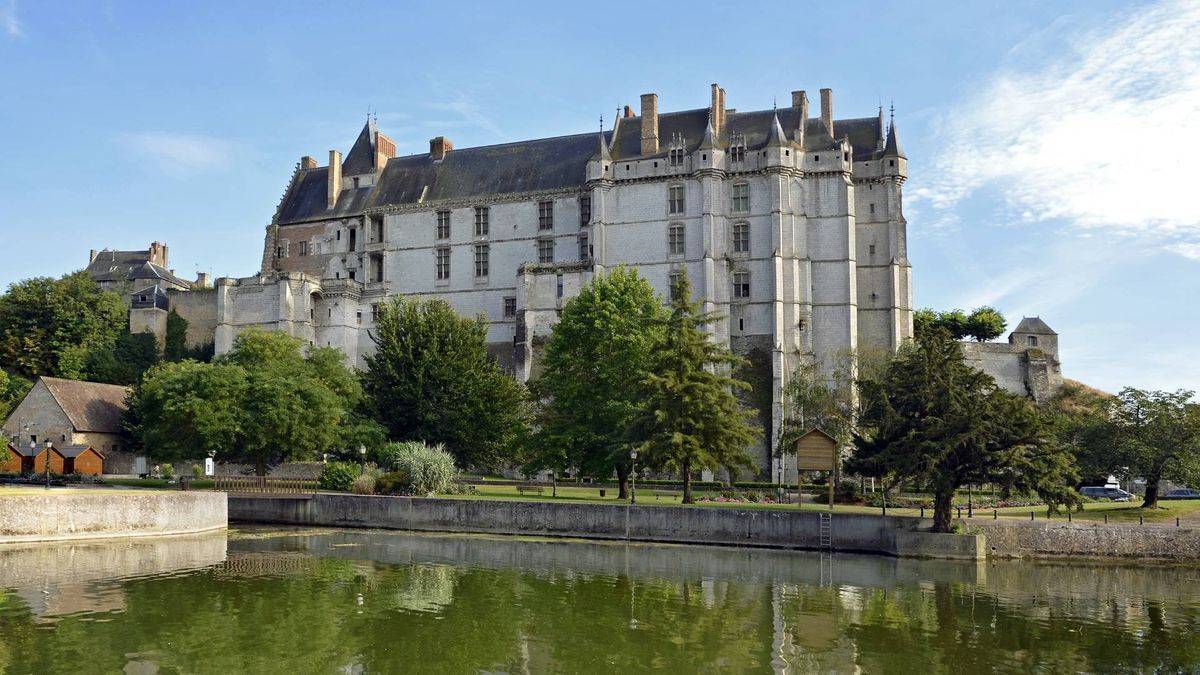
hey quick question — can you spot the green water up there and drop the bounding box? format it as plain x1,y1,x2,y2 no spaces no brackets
1,527,1198,673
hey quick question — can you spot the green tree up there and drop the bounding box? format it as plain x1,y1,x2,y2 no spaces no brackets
127,330,356,474
848,328,1078,531
0,370,32,422
0,271,127,378
83,329,160,385
914,306,1006,342
1042,380,1117,486
362,297,528,469
530,268,668,498
1107,388,1200,509
627,271,756,503
163,309,188,361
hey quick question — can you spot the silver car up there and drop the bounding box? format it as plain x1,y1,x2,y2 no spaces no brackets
1080,486,1134,502
1162,488,1200,500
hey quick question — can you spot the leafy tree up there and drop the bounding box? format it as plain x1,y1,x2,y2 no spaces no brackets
914,306,1006,342
848,328,1078,532
0,370,32,422
0,272,127,378
530,267,667,498
164,309,188,361
627,271,756,503
83,329,160,385
127,330,357,474
1107,388,1200,509
362,297,529,469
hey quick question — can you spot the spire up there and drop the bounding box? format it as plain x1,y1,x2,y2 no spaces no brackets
597,128,611,161
883,117,905,158
699,116,717,150
767,111,787,147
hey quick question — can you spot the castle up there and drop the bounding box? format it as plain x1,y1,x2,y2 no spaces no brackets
107,84,1061,477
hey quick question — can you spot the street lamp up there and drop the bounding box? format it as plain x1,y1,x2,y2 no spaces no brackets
43,440,53,490
629,448,638,505
359,444,367,474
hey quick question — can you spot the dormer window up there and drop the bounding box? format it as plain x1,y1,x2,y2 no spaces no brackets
729,133,746,163
668,132,686,167
1027,335,1039,347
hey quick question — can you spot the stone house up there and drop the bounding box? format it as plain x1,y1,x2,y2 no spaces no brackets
1,377,140,474
960,317,1063,403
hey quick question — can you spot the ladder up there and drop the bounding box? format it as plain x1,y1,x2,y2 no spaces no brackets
819,512,833,551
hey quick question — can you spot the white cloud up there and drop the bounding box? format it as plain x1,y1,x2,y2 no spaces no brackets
1,0,24,38
911,0,1200,259
119,132,238,177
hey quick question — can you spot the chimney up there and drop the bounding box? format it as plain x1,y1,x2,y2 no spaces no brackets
195,272,210,288
89,249,98,264
300,156,317,170
640,93,659,155
623,105,634,118
328,150,342,209
148,241,168,268
820,88,834,138
719,87,726,123
792,90,809,142
429,136,453,161
710,83,722,137
375,132,397,172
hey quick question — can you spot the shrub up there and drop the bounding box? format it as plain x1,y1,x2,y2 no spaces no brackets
319,462,361,492
161,463,175,480
388,441,458,495
812,481,862,505
191,464,204,479
351,473,377,495
376,470,412,495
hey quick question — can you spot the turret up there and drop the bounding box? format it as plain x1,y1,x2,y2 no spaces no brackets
695,117,723,171
586,130,612,181
764,111,791,168
881,110,907,179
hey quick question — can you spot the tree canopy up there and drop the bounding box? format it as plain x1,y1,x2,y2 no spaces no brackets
1106,388,1200,508
848,328,1078,531
0,272,127,379
627,271,757,502
362,297,528,470
529,267,668,496
126,329,359,474
913,306,1007,342
0,370,32,423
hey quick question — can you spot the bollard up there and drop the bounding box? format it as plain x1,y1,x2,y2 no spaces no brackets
920,505,924,519
1177,517,1181,527
1030,511,1034,521
994,509,998,520
957,506,962,519
1067,511,1072,522
1104,514,1108,524
1139,515,1144,526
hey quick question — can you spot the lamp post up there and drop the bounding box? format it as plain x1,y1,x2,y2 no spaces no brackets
359,444,367,475
629,448,637,505
43,440,53,489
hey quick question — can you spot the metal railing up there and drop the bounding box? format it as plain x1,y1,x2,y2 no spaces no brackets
213,476,317,494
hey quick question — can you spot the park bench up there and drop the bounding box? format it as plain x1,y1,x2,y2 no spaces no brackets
651,490,679,501
515,483,545,496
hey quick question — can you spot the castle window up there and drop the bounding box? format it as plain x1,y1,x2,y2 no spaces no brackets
668,185,685,215
668,222,685,256
731,183,749,213
299,241,309,256
348,269,356,281
669,146,685,167
353,177,360,189
537,238,554,263
579,194,591,225
475,206,489,236
371,304,380,322
275,246,283,259
814,155,820,162
889,159,895,167
668,271,682,302
436,211,451,239
578,232,589,261
869,203,876,215
733,271,750,299
538,200,554,230
1027,335,1039,347
732,221,750,253
371,215,384,243
869,244,876,255
356,311,362,325
474,244,489,278
436,247,451,280
504,297,517,318
556,274,564,298
729,133,746,163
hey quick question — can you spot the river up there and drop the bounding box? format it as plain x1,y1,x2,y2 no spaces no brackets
0,526,1197,673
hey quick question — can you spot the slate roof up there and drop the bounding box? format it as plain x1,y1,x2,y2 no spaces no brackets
40,377,130,434
275,106,891,225
1013,317,1057,335
86,251,190,289
57,444,103,459
8,443,42,457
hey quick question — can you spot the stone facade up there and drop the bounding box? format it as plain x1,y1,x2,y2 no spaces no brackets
210,85,915,478
960,317,1063,403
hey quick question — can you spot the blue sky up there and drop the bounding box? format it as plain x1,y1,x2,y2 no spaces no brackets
1,0,1197,393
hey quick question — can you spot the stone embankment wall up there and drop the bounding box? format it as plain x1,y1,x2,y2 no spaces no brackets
968,519,1200,561
0,490,226,544
229,493,983,560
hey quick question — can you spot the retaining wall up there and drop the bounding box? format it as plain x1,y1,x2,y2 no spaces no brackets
229,493,983,559
0,490,227,544
969,519,1200,561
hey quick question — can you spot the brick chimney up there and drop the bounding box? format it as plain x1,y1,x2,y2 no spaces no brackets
195,272,210,288
375,132,397,171
89,249,98,264
623,105,634,118
710,83,722,137
429,136,453,161
300,156,317,170
820,88,834,138
640,93,659,155
328,150,342,209
148,241,168,268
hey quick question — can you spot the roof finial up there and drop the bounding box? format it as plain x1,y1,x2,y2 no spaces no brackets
889,100,895,127
773,96,777,111
599,114,604,134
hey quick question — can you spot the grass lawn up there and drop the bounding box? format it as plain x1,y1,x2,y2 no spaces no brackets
989,499,1200,523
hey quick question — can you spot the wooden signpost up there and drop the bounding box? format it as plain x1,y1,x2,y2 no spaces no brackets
794,429,839,511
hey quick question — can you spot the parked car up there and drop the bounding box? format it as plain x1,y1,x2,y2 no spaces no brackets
1080,486,1134,502
1162,488,1200,500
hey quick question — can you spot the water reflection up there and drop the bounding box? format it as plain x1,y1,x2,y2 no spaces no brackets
0,526,1197,673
